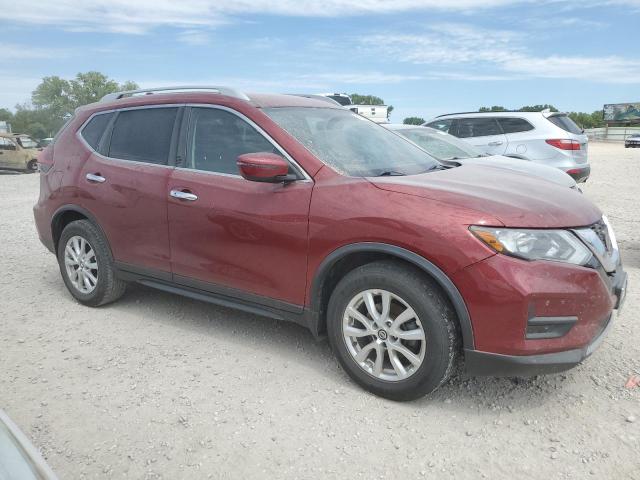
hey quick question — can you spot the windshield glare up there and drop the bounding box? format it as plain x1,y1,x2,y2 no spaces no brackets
264,107,439,176
398,128,481,160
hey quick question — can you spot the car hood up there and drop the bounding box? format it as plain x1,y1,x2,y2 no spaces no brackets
369,164,601,228
456,155,576,188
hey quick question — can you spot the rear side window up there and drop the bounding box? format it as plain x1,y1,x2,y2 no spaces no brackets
455,118,501,138
425,119,452,133
497,117,534,134
108,108,178,164
547,114,583,135
81,113,113,150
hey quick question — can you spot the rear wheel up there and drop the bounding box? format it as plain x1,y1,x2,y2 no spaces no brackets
327,261,459,401
57,220,126,306
26,159,38,172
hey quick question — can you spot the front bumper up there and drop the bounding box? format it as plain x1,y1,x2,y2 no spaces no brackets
463,268,627,377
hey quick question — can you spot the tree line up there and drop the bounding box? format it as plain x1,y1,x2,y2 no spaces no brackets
0,71,606,139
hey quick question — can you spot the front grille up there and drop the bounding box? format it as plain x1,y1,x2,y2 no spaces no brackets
573,217,619,273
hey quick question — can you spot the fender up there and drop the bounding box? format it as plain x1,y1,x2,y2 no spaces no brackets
51,204,112,255
309,242,475,349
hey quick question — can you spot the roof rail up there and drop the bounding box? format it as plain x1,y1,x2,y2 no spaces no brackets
100,86,250,102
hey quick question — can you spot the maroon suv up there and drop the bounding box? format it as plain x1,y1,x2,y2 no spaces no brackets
34,87,627,400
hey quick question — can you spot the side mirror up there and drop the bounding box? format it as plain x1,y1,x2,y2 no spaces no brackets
237,152,294,183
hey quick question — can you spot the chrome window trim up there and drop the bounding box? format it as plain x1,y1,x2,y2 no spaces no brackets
76,104,182,169
183,103,312,182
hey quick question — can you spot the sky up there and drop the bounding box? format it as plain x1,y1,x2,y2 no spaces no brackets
0,0,639,122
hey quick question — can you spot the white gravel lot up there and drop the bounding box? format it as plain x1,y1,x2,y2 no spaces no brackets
0,142,638,480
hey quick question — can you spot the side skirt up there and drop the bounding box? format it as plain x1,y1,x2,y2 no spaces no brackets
115,262,313,330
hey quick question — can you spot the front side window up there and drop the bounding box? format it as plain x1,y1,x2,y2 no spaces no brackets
265,107,439,176
425,119,452,133
497,117,534,134
455,118,502,138
187,107,279,175
399,129,481,160
108,108,178,164
81,113,114,151
16,136,38,149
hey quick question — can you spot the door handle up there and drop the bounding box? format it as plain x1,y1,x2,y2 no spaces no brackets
170,189,198,201
86,173,106,183
488,141,503,146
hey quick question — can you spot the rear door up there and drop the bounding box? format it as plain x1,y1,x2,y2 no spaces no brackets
78,106,181,276
167,106,313,306
454,117,507,155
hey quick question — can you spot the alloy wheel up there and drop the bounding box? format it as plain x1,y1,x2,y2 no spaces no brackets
342,289,426,381
64,235,98,294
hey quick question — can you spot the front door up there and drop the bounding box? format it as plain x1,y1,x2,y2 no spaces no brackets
0,137,24,169
167,106,313,306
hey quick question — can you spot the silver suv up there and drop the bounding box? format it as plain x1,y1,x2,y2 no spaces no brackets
425,111,590,182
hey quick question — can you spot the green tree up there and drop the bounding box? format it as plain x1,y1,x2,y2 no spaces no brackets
568,110,604,129
403,116,425,125
479,106,507,112
518,104,558,112
350,93,394,117
0,108,13,122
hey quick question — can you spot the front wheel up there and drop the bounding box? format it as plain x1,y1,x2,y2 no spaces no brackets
57,220,126,307
26,159,38,172
327,261,460,401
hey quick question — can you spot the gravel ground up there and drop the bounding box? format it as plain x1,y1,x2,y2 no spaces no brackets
1,142,638,480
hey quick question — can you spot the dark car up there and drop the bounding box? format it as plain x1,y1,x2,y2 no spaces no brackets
34,87,627,400
624,133,640,148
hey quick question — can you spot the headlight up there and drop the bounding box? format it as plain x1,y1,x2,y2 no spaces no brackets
470,226,593,265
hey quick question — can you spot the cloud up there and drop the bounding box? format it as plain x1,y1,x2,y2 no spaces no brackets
0,0,523,35
0,42,71,59
358,23,640,84
177,30,212,46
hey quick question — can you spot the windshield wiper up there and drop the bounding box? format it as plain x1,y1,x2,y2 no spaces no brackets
376,170,406,177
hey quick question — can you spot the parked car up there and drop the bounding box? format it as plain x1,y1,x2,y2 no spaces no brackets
624,133,640,148
384,124,577,189
0,133,40,172
34,86,626,401
0,409,59,479
424,111,590,182
39,137,54,147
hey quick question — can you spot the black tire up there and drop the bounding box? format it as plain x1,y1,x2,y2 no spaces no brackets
26,159,38,172
57,219,126,307
327,260,460,401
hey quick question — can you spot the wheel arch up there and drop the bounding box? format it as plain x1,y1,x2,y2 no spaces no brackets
51,205,111,255
309,242,474,349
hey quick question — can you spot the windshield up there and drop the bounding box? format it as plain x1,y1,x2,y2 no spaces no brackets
16,136,38,149
547,114,583,135
264,107,439,176
397,128,482,160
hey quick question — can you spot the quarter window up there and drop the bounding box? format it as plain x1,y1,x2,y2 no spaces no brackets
497,117,534,134
81,113,114,150
187,107,279,175
108,108,178,165
455,118,502,138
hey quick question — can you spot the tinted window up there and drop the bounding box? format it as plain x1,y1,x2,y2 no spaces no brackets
188,108,279,174
547,114,583,135
426,119,452,133
109,108,178,164
455,118,501,138
497,117,534,134
81,113,114,150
